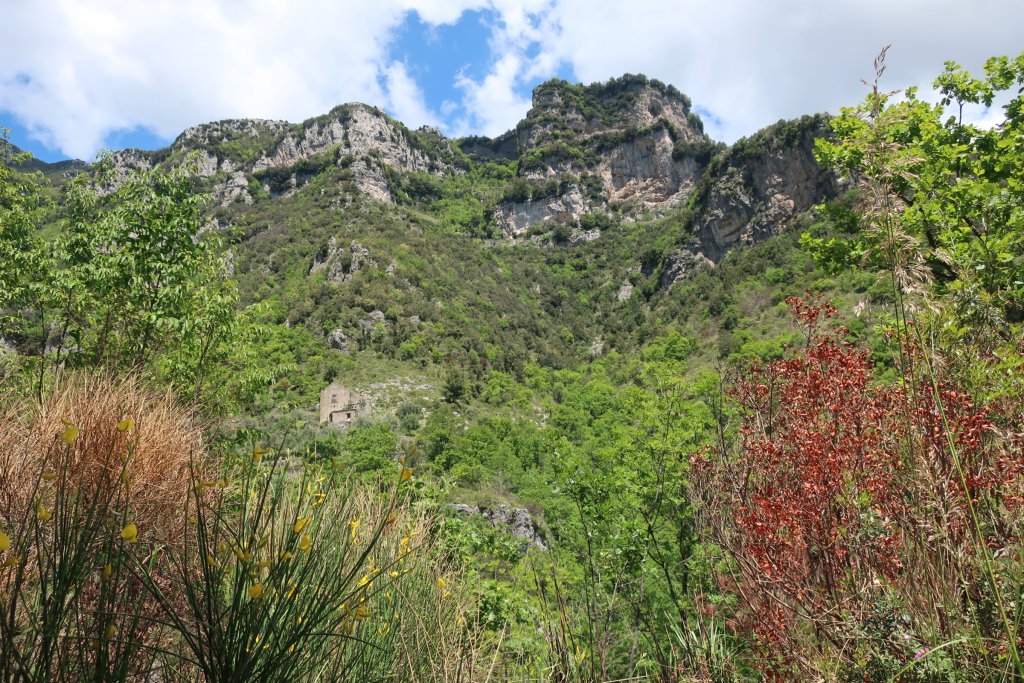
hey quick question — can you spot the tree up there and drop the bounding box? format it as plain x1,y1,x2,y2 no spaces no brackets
0,134,51,366
811,49,1024,324
0,148,266,411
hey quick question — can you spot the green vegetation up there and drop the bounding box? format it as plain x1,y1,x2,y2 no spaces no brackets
2,51,1024,681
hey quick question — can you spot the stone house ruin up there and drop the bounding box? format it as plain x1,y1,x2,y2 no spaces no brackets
319,383,369,429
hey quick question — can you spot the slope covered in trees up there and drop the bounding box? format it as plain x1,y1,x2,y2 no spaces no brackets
1,51,1023,681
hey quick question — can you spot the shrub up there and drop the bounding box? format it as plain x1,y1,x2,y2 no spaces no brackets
693,297,1024,679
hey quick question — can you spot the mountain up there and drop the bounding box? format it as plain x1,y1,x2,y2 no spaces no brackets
94,73,836,247
1,139,88,180
17,74,847,411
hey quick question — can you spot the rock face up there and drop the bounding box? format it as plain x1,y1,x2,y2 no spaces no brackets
310,238,375,283
691,115,837,261
66,74,838,284
105,104,463,206
658,115,839,286
449,503,547,551
492,75,718,235
494,185,587,237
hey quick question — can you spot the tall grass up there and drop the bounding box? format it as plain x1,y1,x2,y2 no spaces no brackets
0,373,489,682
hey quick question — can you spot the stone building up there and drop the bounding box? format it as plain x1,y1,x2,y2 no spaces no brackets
319,383,369,429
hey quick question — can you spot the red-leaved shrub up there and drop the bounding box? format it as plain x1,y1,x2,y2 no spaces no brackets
692,297,1024,677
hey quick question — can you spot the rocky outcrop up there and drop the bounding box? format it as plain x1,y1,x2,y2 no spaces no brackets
596,126,702,205
486,75,717,233
659,249,713,287
327,328,352,353
250,106,455,178
449,503,547,551
107,106,463,206
679,115,838,268
494,185,586,236
310,238,375,283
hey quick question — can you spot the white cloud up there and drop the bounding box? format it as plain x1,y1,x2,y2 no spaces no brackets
382,61,440,129
453,53,533,136
536,0,1024,142
2,0,415,158
3,0,1024,158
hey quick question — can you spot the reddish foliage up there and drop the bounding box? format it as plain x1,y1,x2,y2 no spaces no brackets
692,297,1021,676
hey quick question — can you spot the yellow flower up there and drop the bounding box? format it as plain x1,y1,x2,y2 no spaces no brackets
298,535,312,553
117,418,134,432
120,523,138,543
105,625,116,639
293,516,311,534
256,559,272,569
400,466,413,482
0,531,9,553
354,605,372,620
41,471,58,482
436,576,446,590
61,425,79,445
389,570,399,578
251,446,271,462
2,555,22,568
385,511,398,525
248,583,264,599
37,503,52,522
102,564,113,580
348,518,360,541
358,574,372,589
280,551,295,561
207,553,219,568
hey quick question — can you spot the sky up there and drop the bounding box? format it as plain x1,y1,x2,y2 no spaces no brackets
1,0,1022,163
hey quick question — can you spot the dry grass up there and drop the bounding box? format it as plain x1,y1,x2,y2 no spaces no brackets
0,371,200,545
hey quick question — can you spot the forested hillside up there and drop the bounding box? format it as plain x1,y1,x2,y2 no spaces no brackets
2,52,1023,681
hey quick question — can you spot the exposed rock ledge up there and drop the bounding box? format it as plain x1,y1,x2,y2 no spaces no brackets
449,503,547,551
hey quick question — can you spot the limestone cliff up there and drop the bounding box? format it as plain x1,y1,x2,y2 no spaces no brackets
659,114,838,286
42,74,839,287
106,104,463,205
490,75,719,235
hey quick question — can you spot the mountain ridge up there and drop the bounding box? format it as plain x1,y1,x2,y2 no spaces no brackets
15,74,840,308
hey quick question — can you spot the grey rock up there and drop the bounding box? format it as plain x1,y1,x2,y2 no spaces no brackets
310,239,375,283
448,502,547,551
660,248,714,288
327,328,351,352
690,116,838,264
359,310,388,335
494,185,587,237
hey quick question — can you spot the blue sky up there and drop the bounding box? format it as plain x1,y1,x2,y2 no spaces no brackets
3,7,572,162
2,1,1022,163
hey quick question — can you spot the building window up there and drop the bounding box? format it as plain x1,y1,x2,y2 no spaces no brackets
331,394,337,404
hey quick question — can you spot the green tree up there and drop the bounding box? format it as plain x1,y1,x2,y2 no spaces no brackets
812,49,1024,324
339,422,398,476
0,134,52,377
